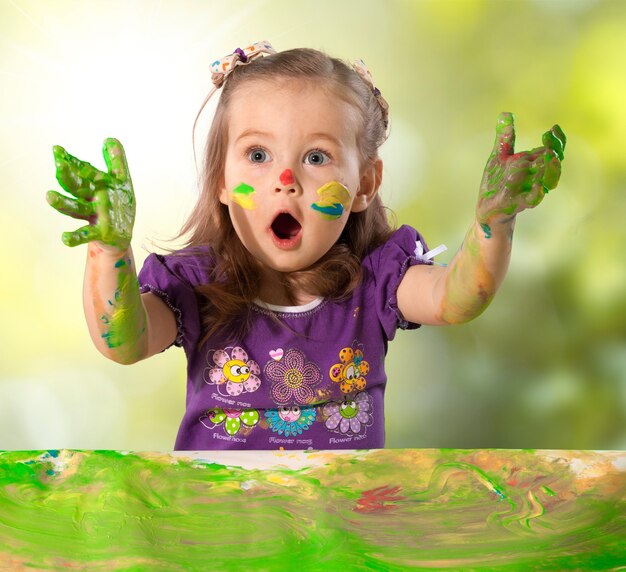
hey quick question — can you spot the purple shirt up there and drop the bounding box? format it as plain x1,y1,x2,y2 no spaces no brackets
138,224,430,450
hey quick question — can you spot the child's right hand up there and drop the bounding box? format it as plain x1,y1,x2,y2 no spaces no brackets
46,138,135,252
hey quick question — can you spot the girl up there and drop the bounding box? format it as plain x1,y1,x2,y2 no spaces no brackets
46,41,566,451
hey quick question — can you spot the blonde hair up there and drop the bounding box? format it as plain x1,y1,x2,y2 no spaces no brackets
171,47,397,348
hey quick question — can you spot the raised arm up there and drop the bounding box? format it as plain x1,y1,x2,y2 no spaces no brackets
46,139,176,363
397,113,566,326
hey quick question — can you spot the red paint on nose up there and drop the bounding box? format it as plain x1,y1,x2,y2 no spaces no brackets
279,169,294,186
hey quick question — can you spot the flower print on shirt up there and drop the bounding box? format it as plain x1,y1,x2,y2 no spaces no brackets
329,345,370,394
322,391,373,436
204,346,261,397
264,347,322,405
200,407,260,436
265,406,317,437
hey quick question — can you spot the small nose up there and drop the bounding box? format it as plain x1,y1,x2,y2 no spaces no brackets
275,168,301,195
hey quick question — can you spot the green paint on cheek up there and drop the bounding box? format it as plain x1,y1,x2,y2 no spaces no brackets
310,181,351,220
480,223,492,239
231,182,257,210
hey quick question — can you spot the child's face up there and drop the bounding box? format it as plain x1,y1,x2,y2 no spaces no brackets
219,79,373,274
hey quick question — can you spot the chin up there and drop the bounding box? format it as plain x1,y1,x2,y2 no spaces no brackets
266,260,308,274
263,253,320,274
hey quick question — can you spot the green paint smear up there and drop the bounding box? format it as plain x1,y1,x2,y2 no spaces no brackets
50,139,136,250
233,182,255,196
231,182,257,210
101,257,145,356
0,449,624,569
476,115,566,225
480,222,492,239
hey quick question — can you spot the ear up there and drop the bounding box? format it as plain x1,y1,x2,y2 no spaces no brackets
218,176,229,205
351,157,383,213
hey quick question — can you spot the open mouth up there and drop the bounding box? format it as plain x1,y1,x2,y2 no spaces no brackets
271,212,302,240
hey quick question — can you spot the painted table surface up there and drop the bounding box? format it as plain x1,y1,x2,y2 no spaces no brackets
0,449,624,571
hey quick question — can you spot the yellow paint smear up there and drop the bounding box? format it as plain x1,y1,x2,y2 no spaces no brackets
311,181,351,220
230,182,257,210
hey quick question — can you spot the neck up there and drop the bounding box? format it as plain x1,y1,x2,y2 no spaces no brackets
257,268,318,306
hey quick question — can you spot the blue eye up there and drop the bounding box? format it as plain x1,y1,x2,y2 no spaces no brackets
305,149,331,165
247,148,269,163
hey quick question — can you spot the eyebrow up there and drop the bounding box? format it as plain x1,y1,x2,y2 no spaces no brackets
235,129,273,143
235,129,343,147
309,132,343,147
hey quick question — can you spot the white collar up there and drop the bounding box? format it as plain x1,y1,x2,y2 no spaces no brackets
252,296,324,313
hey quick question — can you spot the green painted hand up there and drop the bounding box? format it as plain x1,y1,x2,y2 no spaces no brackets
476,113,566,225
46,138,135,250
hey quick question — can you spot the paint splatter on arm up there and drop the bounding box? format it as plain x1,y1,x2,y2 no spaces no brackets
84,244,149,364
434,219,512,324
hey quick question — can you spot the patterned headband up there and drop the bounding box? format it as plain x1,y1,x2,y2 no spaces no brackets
352,58,390,134
210,40,276,88
210,41,389,133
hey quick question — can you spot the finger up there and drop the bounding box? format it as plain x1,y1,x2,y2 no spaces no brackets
553,124,566,153
46,190,95,220
542,125,566,161
494,112,515,157
61,224,102,247
53,145,111,200
103,138,130,182
529,150,560,194
529,152,545,180
542,150,561,190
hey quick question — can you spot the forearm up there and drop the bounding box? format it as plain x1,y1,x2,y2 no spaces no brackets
435,216,515,324
83,242,148,364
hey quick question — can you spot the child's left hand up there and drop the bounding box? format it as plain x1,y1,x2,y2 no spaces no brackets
476,112,566,225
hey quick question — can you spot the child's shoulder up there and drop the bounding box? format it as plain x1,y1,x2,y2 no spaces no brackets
140,244,216,288
362,224,428,269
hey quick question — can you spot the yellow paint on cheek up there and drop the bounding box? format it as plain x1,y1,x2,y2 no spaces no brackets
230,182,257,210
310,181,351,220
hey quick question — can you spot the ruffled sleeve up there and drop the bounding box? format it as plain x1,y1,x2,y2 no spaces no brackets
137,251,205,351
366,224,434,341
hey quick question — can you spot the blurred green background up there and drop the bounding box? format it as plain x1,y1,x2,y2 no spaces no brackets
1,0,624,451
